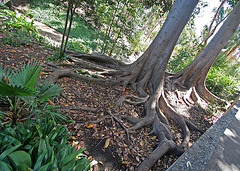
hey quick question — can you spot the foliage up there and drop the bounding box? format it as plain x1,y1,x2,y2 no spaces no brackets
0,8,43,46
0,62,62,122
167,20,200,73
206,54,240,101
0,9,38,34
0,117,90,170
26,0,103,53
167,17,240,101
67,38,90,53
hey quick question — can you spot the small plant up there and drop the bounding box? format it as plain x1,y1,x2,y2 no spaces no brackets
0,61,62,123
67,39,90,53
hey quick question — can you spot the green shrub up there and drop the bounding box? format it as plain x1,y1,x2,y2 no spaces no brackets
0,62,62,123
206,67,240,101
0,118,90,170
0,9,38,34
67,39,90,53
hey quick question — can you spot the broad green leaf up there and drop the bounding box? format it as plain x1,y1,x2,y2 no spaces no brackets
60,148,85,168
0,161,13,171
61,159,75,171
34,150,47,171
0,144,21,161
75,158,91,171
38,162,52,171
8,151,31,169
12,61,42,89
0,81,34,96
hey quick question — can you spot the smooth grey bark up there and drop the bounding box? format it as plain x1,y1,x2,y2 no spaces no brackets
171,0,240,96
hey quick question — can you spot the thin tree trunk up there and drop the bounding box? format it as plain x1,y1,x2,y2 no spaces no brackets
59,2,71,55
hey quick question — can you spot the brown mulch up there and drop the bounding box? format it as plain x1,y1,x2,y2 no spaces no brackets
0,39,216,170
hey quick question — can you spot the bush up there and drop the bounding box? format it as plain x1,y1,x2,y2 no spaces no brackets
0,61,62,123
0,9,42,46
0,117,90,170
206,67,239,101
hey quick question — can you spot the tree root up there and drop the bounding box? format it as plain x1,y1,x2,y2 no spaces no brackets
45,69,120,85
114,95,149,110
67,50,128,69
106,111,131,142
137,116,184,171
63,106,98,112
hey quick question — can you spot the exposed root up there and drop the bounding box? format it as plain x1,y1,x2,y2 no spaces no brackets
160,94,190,148
67,50,128,69
137,139,174,171
63,106,98,112
137,117,184,171
45,69,120,85
106,111,131,142
114,95,149,110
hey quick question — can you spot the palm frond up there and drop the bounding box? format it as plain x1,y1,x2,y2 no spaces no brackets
0,80,34,96
11,61,42,89
37,83,62,101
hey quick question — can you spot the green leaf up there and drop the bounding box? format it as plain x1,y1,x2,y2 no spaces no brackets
75,158,90,171
0,81,34,96
37,139,47,157
0,144,21,161
34,150,47,171
59,148,85,168
12,61,42,89
38,162,52,171
37,83,62,101
0,161,13,171
61,159,75,171
8,151,31,169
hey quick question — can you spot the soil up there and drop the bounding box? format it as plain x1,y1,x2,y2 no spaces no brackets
0,1,222,170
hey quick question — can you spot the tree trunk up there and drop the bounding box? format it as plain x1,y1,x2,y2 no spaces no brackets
171,1,240,101
59,2,71,56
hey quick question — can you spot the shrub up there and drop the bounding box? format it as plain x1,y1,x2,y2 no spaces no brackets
0,61,62,123
0,117,90,170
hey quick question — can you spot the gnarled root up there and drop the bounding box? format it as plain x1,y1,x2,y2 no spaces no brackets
45,69,120,85
137,116,184,171
114,95,149,110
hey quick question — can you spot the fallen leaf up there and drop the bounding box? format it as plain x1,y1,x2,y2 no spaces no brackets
47,99,54,105
186,161,192,169
150,136,157,140
103,138,110,148
87,123,94,128
72,140,78,146
122,161,129,164
31,56,36,59
98,161,104,165
88,156,93,161
12,50,17,52
20,56,25,58
71,136,77,140
64,103,69,106
4,76,8,84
